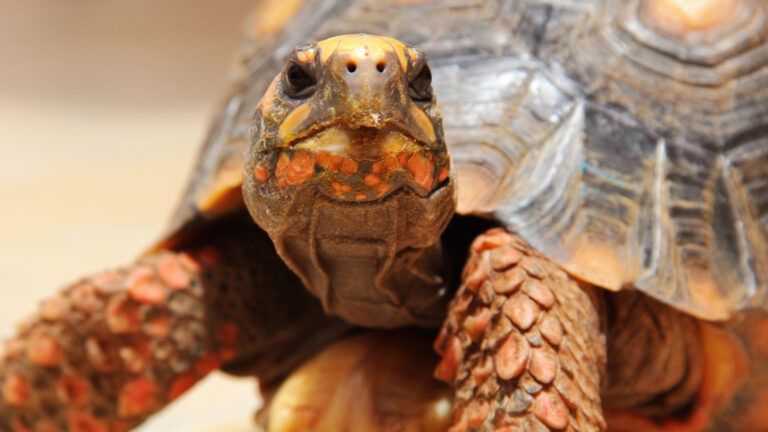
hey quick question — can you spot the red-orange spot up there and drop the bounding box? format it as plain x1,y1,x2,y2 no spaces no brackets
434,335,463,383
314,151,336,171
118,378,158,418
27,330,62,366
282,152,315,185
463,308,493,343
145,316,171,339
127,266,168,305
438,166,450,182
372,156,400,173
363,174,381,186
328,155,343,172
331,180,352,194
68,412,108,432
340,158,359,175
169,373,197,401
355,193,367,201
156,254,191,290
396,152,411,167
274,153,290,184
2,373,29,407
105,295,141,334
495,332,530,380
407,152,435,190
253,165,269,182
57,375,91,406
177,253,201,273
375,182,391,197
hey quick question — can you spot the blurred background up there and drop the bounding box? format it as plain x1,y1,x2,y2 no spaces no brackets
0,1,262,430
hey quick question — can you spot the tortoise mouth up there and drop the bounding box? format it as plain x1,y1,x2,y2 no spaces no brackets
285,120,430,159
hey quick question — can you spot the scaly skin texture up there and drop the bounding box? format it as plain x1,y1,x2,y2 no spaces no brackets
0,217,348,432
434,229,606,431
0,251,221,432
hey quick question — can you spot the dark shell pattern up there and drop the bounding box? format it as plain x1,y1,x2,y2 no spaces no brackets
166,0,768,320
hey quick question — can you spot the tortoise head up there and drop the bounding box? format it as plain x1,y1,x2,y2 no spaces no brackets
244,34,456,328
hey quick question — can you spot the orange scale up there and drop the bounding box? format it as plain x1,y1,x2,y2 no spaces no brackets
407,152,435,191
274,153,290,180
283,152,315,185
438,166,450,182
340,158,359,175
253,165,269,182
396,152,411,167
375,182,392,197
363,174,381,186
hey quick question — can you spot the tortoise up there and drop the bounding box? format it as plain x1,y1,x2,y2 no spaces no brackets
2,0,768,430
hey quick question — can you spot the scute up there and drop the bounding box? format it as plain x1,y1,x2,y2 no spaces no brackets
161,0,768,319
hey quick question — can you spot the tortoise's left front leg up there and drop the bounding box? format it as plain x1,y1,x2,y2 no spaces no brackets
435,228,606,431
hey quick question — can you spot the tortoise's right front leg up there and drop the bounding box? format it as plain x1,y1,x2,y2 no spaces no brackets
435,228,606,431
0,250,225,432
0,220,348,431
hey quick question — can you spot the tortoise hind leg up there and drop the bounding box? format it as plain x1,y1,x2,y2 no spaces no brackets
435,228,607,431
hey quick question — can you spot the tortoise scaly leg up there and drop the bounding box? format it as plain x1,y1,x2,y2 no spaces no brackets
435,228,606,431
0,250,224,432
0,220,348,431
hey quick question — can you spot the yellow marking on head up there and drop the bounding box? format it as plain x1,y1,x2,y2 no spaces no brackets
381,130,422,154
296,48,316,64
409,105,437,143
278,103,312,143
257,76,280,116
243,0,304,38
642,0,741,34
317,34,409,72
293,127,351,153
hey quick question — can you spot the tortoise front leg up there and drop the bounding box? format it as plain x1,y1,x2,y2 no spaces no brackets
0,219,348,431
435,228,606,431
0,250,223,431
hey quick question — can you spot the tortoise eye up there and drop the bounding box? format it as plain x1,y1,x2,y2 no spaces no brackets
408,64,432,103
284,62,316,99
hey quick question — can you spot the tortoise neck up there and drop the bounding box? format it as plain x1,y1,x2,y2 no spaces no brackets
271,186,456,328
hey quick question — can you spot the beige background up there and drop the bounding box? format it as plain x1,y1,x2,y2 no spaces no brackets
0,1,262,430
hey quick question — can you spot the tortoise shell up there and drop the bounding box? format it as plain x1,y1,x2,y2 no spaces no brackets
158,0,768,320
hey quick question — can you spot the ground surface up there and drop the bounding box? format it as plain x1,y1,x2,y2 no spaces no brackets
0,1,261,430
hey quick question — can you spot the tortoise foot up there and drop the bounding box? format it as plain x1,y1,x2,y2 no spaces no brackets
435,228,607,431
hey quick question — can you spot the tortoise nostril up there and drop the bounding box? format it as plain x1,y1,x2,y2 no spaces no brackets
376,61,386,73
346,62,357,73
